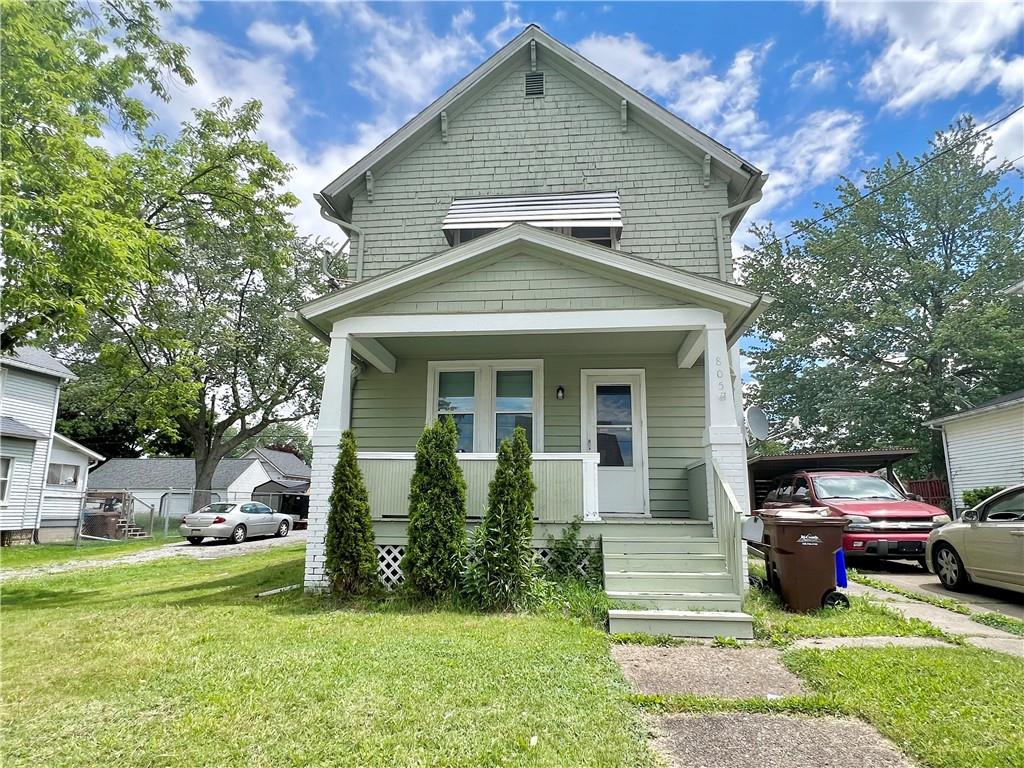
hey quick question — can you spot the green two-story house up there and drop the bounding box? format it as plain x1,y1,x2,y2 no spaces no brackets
294,25,772,638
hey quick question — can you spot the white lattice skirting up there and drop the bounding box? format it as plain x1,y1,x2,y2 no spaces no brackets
375,544,592,589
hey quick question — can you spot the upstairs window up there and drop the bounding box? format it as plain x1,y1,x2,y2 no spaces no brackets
443,191,622,249
47,463,80,488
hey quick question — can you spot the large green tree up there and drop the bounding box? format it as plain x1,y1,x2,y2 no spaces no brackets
0,0,192,351
742,118,1024,477
80,100,330,502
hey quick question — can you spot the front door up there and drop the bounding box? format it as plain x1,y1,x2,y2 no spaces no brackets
582,371,648,515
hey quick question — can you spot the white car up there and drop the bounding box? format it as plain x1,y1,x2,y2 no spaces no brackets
180,502,291,545
926,484,1024,595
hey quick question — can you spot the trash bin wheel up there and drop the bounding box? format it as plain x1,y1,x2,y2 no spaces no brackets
822,590,850,609
748,574,767,590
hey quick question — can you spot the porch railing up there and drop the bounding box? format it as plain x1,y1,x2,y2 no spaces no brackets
357,452,600,523
711,459,747,596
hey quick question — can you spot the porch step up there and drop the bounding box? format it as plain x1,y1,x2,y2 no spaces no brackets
604,552,727,572
605,571,735,593
608,608,754,640
602,536,719,555
607,590,744,613
600,520,713,539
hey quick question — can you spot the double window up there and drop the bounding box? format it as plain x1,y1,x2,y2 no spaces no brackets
46,463,80,488
0,457,11,504
428,361,543,452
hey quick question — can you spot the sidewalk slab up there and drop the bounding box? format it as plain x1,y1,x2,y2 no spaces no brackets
612,644,807,698
791,635,953,651
654,713,915,768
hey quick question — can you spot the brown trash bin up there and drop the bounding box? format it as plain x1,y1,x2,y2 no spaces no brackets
83,510,121,539
754,508,849,613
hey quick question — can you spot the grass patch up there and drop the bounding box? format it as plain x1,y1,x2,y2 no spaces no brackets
743,583,953,645
850,571,972,614
629,692,846,717
972,611,1024,636
610,632,691,647
786,647,1024,768
0,531,181,570
1,545,653,767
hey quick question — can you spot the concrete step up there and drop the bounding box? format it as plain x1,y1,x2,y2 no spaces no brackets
608,608,754,639
607,590,743,612
601,536,720,555
604,552,727,572
605,570,736,593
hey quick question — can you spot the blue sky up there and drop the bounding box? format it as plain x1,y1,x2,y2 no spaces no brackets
144,1,1023,248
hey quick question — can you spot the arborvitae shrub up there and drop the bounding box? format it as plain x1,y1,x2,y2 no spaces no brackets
402,418,467,599
464,426,537,610
324,430,378,593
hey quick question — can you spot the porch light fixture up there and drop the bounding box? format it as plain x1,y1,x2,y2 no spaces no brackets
556,385,565,401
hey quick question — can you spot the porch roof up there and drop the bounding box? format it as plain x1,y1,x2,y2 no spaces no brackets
295,224,771,345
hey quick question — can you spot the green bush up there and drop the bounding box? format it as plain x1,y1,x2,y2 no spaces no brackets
545,517,603,586
324,430,378,594
402,418,467,599
962,486,1005,508
464,426,537,610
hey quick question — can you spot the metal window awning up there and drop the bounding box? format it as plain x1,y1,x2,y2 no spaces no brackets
442,191,622,244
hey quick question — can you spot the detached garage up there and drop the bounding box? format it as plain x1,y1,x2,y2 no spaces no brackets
926,390,1024,513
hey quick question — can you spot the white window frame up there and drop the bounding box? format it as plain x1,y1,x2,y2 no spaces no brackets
46,462,81,489
0,456,13,505
426,359,544,452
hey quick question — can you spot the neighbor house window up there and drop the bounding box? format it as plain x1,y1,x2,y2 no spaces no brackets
47,463,80,488
0,457,11,503
428,361,543,452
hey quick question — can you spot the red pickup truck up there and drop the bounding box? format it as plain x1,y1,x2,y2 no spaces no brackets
762,470,951,561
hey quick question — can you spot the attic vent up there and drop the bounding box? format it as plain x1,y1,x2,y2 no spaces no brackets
525,71,545,98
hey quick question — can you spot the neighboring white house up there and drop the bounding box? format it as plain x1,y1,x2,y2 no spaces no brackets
87,458,272,519
241,447,311,483
926,390,1024,513
1,347,105,544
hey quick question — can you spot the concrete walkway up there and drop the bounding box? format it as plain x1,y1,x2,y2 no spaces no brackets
847,581,1023,657
0,530,307,582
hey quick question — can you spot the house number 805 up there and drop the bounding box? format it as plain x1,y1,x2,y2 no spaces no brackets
715,356,727,400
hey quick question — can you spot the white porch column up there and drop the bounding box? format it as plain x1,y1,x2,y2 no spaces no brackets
304,332,354,592
702,322,751,526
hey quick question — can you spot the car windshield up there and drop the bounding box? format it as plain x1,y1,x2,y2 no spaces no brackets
812,475,904,501
196,503,235,514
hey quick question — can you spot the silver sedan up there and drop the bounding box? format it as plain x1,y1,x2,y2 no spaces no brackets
180,502,292,545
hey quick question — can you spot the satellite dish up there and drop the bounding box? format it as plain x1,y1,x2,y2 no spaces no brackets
745,406,770,441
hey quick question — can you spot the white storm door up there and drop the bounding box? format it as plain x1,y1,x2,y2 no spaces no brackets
582,371,647,516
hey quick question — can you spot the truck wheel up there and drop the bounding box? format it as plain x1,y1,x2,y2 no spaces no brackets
934,545,968,590
822,590,850,609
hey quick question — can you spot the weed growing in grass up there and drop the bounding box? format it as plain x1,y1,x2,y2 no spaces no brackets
610,633,690,647
972,611,1024,636
712,635,742,648
849,571,972,614
629,692,847,717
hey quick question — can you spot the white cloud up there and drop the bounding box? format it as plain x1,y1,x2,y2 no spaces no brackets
247,20,316,59
577,33,863,218
486,2,526,48
790,60,836,90
820,0,1024,111
986,107,1024,170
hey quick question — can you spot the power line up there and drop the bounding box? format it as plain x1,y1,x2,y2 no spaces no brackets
777,104,1024,246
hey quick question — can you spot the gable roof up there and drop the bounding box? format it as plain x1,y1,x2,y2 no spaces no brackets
53,433,105,462
88,458,262,490
924,389,1024,427
0,347,75,380
0,416,47,441
319,25,763,222
296,223,771,344
243,447,311,479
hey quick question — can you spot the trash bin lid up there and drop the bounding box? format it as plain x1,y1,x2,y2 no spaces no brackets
754,507,849,526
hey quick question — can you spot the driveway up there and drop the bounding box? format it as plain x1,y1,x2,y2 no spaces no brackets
855,558,1023,620
0,529,307,582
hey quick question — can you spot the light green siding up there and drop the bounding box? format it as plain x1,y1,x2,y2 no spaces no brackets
365,251,683,315
348,59,732,280
350,351,704,517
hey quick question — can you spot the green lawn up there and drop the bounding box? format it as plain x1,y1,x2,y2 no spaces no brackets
0,531,181,570
1,545,653,767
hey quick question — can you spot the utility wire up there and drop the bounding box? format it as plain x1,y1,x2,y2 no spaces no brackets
776,104,1024,246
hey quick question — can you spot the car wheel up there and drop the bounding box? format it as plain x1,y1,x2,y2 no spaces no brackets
230,524,247,545
186,536,204,545
934,545,968,590
275,520,290,538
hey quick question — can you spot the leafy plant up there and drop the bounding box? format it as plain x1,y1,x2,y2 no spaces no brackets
962,486,1005,509
971,612,1024,637
529,577,612,628
402,419,467,599
324,431,377,594
712,635,742,648
545,516,603,586
464,426,537,610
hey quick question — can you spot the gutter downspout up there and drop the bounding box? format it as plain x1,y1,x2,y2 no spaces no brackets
314,193,365,284
714,174,768,282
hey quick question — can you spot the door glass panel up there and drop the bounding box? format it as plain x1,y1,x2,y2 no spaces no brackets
438,371,475,452
595,384,633,467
